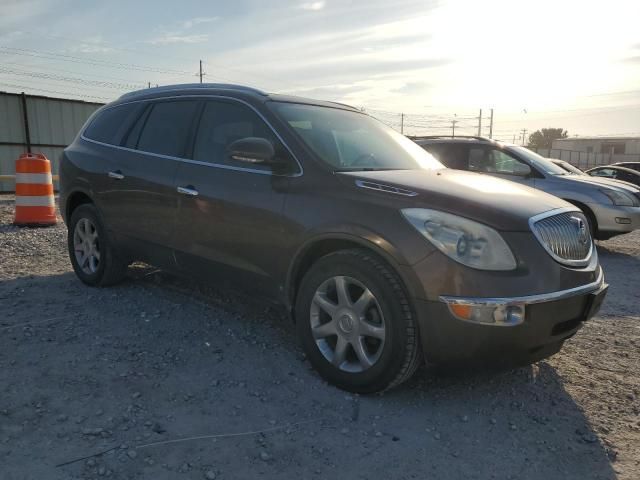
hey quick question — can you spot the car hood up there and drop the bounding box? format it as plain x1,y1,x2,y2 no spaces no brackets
556,174,639,193
338,169,571,231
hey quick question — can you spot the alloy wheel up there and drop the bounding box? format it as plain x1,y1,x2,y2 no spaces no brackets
73,218,101,275
310,275,386,373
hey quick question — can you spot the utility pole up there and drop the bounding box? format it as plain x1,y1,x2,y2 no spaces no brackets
400,113,404,135
198,60,206,83
477,109,482,136
520,128,528,146
451,119,458,138
489,109,494,139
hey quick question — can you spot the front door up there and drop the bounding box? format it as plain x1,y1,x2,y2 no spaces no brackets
172,98,299,296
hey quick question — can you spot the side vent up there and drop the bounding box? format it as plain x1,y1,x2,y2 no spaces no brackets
355,180,418,197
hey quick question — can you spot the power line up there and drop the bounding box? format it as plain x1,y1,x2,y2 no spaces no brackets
0,66,144,90
0,82,110,101
0,46,192,75
0,59,156,86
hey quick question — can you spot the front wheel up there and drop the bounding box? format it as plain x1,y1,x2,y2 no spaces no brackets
67,204,128,287
295,249,422,393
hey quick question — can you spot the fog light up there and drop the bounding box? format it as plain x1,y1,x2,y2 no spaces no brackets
615,217,631,224
446,303,525,326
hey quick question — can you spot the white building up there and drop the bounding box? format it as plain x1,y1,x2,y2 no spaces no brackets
545,136,640,170
552,137,640,156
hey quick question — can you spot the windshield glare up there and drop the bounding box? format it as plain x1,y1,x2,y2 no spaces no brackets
270,102,443,171
508,146,568,175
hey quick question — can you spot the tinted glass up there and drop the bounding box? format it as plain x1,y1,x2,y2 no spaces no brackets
123,104,151,149
192,100,294,171
270,103,442,171
590,168,616,177
473,148,531,176
507,146,566,175
617,163,640,172
423,144,468,170
84,103,142,145
137,100,199,157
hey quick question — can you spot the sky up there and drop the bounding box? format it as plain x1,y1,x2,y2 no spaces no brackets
1,0,639,141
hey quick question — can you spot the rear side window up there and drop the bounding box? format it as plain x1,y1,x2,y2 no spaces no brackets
192,100,294,171
136,100,199,157
83,103,142,145
424,144,468,170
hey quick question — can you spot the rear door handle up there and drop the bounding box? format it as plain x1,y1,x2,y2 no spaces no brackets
177,186,199,196
108,170,124,180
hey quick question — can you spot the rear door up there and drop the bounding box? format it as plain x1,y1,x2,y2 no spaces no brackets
172,98,299,295
107,98,200,264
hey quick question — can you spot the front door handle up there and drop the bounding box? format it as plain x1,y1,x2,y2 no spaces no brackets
108,170,124,180
177,186,199,196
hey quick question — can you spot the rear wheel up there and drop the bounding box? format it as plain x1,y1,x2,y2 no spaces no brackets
67,204,127,286
295,249,422,393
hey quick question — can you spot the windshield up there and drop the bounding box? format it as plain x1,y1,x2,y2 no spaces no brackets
557,161,585,175
269,102,444,171
507,146,568,175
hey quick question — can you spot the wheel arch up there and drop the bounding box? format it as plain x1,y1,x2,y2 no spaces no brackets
562,199,598,236
285,232,421,315
65,189,95,223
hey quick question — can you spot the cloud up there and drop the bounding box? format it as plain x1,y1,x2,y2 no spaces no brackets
0,0,56,28
299,1,326,11
146,33,209,45
392,81,430,94
182,16,219,29
68,36,113,54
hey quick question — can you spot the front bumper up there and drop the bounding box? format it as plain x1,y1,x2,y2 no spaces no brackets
415,271,608,364
589,202,640,234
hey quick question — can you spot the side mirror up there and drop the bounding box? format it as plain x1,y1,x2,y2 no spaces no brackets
512,163,531,176
227,137,276,165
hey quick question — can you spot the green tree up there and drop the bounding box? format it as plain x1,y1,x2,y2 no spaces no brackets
527,128,568,149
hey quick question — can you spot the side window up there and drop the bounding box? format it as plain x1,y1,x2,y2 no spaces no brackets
193,100,294,171
136,100,199,157
83,103,142,145
592,168,615,178
470,148,531,176
425,144,467,170
122,104,151,149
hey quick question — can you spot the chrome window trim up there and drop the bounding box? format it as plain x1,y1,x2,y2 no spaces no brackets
440,268,605,308
528,207,594,268
80,94,303,178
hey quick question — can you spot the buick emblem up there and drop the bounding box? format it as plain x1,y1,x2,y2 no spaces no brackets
570,216,589,245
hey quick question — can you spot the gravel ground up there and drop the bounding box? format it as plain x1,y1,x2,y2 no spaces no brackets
1,194,639,480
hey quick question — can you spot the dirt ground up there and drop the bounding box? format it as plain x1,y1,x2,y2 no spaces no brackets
1,195,639,480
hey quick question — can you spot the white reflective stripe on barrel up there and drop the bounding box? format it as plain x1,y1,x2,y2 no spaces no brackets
15,196,55,207
15,173,53,184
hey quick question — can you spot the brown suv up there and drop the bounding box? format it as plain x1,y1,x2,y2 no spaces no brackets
60,84,608,392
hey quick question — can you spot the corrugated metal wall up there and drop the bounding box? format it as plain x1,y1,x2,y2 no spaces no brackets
0,92,104,191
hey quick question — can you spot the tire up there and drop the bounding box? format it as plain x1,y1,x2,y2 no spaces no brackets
67,204,127,287
295,249,422,393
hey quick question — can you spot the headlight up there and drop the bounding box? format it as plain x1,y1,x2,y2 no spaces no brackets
401,208,517,271
600,188,639,207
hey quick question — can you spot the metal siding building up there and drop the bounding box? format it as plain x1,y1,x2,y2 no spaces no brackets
0,91,103,191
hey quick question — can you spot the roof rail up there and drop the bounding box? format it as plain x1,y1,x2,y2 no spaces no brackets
408,135,495,142
119,83,268,100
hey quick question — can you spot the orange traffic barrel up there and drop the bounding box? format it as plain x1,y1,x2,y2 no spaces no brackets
13,153,57,226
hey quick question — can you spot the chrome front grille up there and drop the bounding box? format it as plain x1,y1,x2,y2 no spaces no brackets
530,209,593,267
